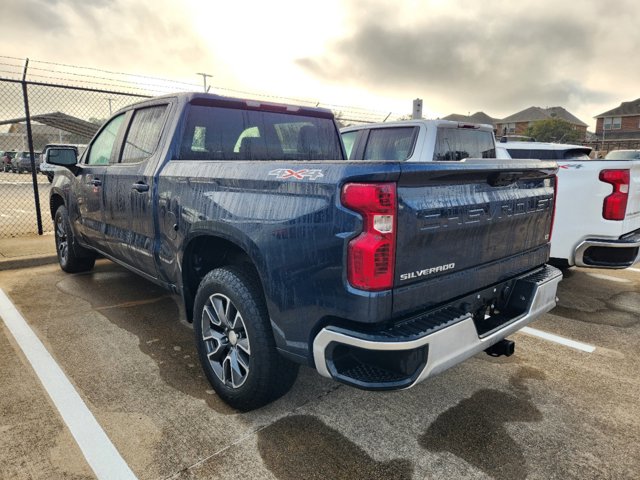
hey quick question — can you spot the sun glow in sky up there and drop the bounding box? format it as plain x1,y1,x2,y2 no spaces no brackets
4,0,640,129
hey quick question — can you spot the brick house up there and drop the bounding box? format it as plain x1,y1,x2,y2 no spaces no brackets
495,106,588,138
595,98,640,140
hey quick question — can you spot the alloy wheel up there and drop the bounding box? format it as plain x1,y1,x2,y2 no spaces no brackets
202,293,251,388
55,214,68,264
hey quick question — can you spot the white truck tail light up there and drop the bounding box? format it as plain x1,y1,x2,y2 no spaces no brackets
341,183,397,291
599,169,630,221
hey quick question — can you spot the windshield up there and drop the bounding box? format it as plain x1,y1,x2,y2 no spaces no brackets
179,105,344,161
605,150,640,160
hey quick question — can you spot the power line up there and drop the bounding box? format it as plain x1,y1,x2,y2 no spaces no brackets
1,55,404,121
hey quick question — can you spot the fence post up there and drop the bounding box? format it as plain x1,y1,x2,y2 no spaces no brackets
21,58,44,235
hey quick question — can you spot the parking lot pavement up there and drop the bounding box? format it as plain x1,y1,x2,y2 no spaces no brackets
0,261,638,479
0,171,53,237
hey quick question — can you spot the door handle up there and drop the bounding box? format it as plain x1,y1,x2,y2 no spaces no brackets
132,182,149,193
90,178,102,187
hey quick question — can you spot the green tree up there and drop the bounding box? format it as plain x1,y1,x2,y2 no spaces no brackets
524,118,583,143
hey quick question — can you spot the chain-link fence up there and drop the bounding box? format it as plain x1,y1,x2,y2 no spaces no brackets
0,77,147,237
0,56,401,238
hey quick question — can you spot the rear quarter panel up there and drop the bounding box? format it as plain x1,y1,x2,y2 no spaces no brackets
156,160,401,359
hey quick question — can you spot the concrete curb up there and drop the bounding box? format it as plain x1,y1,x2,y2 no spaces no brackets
0,254,58,271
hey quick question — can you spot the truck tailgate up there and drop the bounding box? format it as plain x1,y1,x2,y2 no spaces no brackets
393,159,557,316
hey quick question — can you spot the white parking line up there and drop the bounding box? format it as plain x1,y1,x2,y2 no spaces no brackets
520,326,596,353
0,288,137,480
627,267,640,273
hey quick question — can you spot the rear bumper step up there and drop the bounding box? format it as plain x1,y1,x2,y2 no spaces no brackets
312,265,562,390
574,229,640,269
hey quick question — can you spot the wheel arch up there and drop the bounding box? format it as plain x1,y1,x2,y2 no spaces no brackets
180,233,268,323
50,192,65,220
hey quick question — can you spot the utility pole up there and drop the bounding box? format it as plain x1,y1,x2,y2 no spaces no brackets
105,97,114,115
196,72,213,93
412,98,423,119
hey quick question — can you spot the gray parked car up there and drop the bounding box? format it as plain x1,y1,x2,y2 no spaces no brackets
11,151,41,173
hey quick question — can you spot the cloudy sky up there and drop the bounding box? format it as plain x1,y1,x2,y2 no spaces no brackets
3,0,640,129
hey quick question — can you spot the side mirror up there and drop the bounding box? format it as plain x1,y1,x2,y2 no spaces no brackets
45,148,77,168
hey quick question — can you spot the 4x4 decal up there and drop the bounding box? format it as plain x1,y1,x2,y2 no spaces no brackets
268,169,324,180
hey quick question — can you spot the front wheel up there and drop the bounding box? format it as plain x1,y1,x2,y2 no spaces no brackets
54,205,96,273
194,266,299,411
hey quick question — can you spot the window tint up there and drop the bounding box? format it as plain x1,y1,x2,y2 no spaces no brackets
434,128,495,161
178,105,343,161
507,149,557,160
121,105,167,163
563,150,591,160
341,131,357,159
363,127,416,161
87,114,125,165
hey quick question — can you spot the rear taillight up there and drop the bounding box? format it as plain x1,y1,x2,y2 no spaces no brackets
341,182,397,291
599,169,630,221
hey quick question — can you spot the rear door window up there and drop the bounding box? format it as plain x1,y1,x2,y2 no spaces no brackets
121,105,168,164
363,127,417,160
434,128,495,161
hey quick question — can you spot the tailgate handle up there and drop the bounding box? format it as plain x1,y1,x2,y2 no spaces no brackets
487,172,522,187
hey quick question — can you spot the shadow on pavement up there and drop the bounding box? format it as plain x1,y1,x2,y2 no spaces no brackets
257,414,414,480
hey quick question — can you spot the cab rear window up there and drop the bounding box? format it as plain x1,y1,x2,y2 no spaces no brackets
362,127,417,161
178,105,343,161
434,128,495,161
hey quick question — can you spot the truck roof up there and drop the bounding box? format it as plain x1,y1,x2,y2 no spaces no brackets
341,118,495,132
501,141,592,154
116,92,335,119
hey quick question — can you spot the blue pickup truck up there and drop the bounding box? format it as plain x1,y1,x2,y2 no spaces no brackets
46,93,561,410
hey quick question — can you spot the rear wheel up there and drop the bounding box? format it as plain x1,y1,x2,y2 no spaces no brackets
194,266,299,411
54,205,96,273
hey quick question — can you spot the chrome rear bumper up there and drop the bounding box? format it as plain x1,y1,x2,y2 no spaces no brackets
574,230,640,269
313,265,562,390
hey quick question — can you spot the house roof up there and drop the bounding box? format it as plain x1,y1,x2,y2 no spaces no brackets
498,106,588,127
442,111,497,125
545,107,588,126
0,112,100,138
595,98,640,118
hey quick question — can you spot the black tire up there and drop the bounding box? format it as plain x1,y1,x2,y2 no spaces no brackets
194,266,299,411
548,258,571,272
54,205,96,273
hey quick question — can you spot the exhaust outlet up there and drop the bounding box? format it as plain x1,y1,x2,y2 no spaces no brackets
485,339,515,357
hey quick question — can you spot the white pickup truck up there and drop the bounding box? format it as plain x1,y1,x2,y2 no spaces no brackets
341,119,498,162
340,122,640,269
496,142,640,268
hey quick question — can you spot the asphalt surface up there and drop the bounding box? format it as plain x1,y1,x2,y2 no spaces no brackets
0,171,52,237
0,261,639,479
